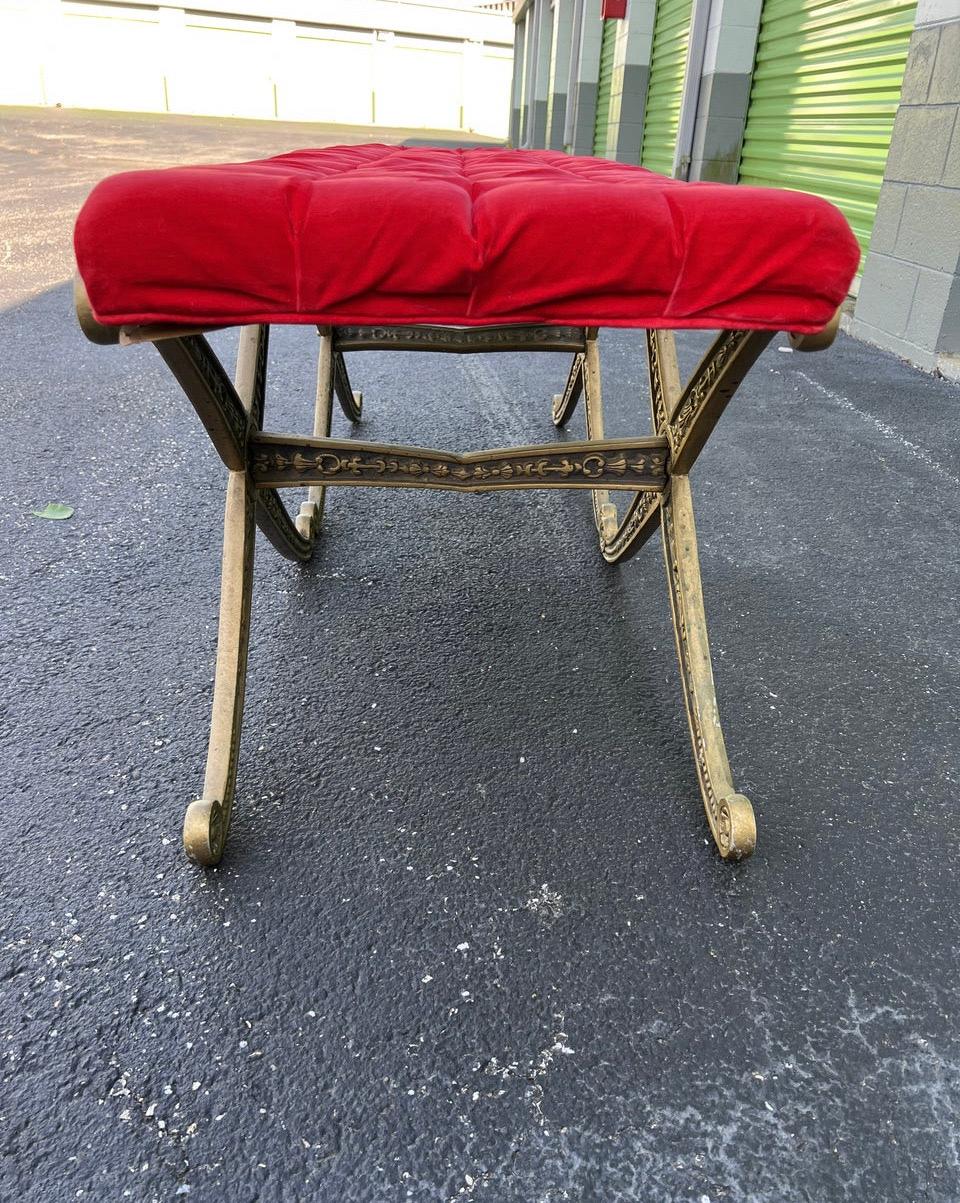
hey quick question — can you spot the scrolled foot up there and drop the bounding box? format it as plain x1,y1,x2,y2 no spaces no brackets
352,390,363,419
183,798,227,866
295,499,320,540
715,793,756,860
597,501,618,543
788,306,841,352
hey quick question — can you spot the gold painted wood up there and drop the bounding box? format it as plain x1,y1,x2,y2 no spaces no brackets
183,467,254,865
660,474,756,859
75,301,846,865
257,487,314,562
119,322,227,345
333,349,363,422
645,329,755,858
597,491,663,563
333,324,587,354
647,328,683,427
588,331,683,563
252,432,669,493
789,306,842,352
155,334,249,471
581,330,663,563
660,328,775,475
581,329,619,545
74,276,119,345
296,327,335,540
551,352,585,427
182,328,261,865
157,331,312,562
235,322,269,430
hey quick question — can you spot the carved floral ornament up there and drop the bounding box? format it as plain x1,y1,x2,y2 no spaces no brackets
335,324,584,349
253,446,667,486
671,330,750,446
600,491,660,558
648,328,752,446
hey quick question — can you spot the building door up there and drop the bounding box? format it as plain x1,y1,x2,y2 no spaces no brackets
639,0,693,175
739,0,917,266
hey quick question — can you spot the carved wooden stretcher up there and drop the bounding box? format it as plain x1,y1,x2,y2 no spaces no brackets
73,145,860,865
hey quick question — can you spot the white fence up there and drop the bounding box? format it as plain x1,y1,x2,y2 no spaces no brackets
0,0,514,136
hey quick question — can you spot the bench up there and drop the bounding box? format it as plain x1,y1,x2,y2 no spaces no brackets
74,145,860,865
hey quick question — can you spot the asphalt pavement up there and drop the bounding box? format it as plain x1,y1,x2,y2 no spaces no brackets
2,107,960,1203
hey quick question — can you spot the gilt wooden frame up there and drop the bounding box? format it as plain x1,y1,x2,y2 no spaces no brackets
75,280,839,865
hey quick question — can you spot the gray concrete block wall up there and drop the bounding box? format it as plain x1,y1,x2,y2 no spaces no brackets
852,0,960,374
688,0,761,183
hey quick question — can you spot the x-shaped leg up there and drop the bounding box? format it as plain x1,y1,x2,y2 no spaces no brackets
177,326,262,864
575,326,775,857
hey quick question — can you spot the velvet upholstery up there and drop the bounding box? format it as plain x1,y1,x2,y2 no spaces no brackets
74,145,860,333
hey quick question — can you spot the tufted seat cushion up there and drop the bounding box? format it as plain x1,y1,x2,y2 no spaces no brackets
74,144,860,334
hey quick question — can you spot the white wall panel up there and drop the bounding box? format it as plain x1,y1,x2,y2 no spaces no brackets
282,33,374,125
0,2,47,106
169,17,274,120
377,38,463,129
53,10,166,113
0,0,513,136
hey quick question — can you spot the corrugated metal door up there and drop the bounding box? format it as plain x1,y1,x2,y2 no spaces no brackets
739,0,916,263
592,17,617,156
639,0,693,175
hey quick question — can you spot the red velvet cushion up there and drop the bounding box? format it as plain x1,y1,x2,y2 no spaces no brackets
74,145,860,333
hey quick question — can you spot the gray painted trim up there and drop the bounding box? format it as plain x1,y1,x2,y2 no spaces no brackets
674,0,711,177
509,13,526,145
546,0,576,150
562,0,585,145
529,98,550,148
611,62,650,162
592,2,655,162
567,0,603,154
689,82,750,181
549,94,568,149
526,0,554,147
570,79,597,156
685,0,761,183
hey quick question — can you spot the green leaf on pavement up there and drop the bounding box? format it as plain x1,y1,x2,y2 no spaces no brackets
31,503,74,520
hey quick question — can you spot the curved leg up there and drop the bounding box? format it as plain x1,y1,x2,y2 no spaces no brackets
296,328,335,540
661,476,755,859
333,349,363,422
234,324,313,562
551,351,584,427
581,329,663,562
581,330,618,544
184,463,255,864
259,489,314,561
646,328,755,858
598,491,662,563
183,325,262,864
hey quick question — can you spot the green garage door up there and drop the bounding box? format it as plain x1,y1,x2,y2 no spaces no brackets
593,17,617,156
639,0,693,175
739,0,916,265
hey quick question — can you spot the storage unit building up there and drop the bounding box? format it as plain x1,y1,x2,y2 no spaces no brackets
739,0,918,265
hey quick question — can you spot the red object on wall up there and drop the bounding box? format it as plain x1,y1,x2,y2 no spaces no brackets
601,0,628,17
